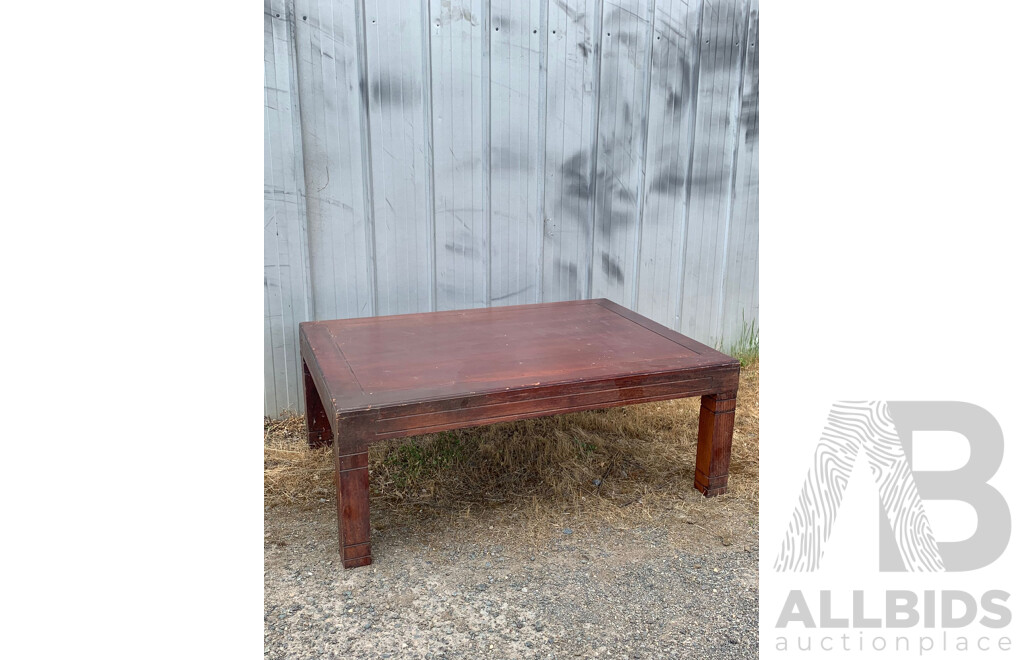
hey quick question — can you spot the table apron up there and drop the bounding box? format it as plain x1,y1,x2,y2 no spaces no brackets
370,373,736,440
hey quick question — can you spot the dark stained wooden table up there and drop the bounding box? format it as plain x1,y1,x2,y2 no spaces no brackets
300,298,740,568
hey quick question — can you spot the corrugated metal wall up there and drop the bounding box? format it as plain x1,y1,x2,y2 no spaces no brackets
264,0,759,417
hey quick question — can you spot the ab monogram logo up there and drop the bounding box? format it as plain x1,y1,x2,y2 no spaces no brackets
774,401,1010,573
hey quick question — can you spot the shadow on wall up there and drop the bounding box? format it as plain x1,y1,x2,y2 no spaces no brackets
363,0,755,304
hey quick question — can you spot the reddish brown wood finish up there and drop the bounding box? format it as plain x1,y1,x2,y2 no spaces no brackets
302,360,332,449
300,298,741,568
334,451,371,568
694,391,738,496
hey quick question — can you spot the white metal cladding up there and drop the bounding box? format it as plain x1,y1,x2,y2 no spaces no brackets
264,0,759,417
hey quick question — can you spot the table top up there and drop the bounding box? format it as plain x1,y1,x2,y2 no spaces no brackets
300,298,739,413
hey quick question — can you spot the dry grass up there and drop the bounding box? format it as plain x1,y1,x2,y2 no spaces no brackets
265,361,758,544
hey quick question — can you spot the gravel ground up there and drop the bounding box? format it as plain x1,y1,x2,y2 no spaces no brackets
265,501,759,659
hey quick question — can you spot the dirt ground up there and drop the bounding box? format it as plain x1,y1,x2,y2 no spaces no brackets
265,364,759,659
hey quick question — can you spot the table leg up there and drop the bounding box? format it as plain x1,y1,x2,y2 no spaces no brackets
694,391,737,496
303,359,333,449
335,450,372,568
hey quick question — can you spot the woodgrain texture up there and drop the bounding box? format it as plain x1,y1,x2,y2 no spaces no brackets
303,359,333,448
265,0,758,417
334,450,371,567
301,299,740,566
301,299,739,412
694,390,737,496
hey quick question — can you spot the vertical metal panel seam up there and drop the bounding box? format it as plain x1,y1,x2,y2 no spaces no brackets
599,2,620,302
656,0,684,323
351,0,381,316
266,6,282,408
594,1,615,301
273,4,296,407
263,289,273,414
706,0,736,344
293,0,320,321
281,1,306,409
300,1,328,320
265,7,280,413
718,0,752,345
367,0,390,313
742,1,759,331
561,8,572,300
286,1,313,324
630,0,658,310
695,1,723,343
585,0,605,300
422,0,438,311
744,2,759,322
311,0,341,319
482,0,493,306
508,0,517,302
675,0,706,332
354,0,379,316
442,6,453,310
513,1,522,303
534,0,548,304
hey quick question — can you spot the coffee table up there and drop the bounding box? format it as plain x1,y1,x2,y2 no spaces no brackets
300,298,740,568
